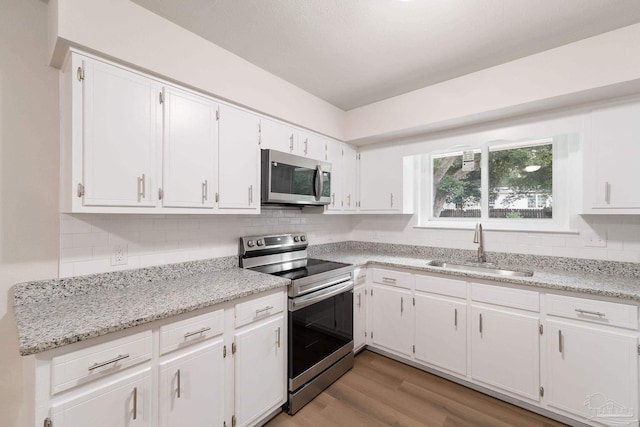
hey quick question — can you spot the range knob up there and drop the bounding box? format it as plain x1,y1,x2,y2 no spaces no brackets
300,235,306,242
246,240,255,248
257,239,265,246
293,236,300,242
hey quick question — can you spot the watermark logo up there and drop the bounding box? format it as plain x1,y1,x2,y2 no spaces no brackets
584,393,636,426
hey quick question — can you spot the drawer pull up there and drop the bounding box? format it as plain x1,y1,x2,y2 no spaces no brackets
183,327,211,339
558,330,563,353
256,305,274,315
177,369,181,398
454,308,458,327
88,353,130,371
382,277,396,283
276,327,281,348
575,308,606,317
479,313,483,334
132,387,138,420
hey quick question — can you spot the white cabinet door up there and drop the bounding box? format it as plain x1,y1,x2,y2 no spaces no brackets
159,341,225,427
587,101,640,211
471,306,540,401
546,320,638,423
342,144,358,212
82,58,161,207
326,140,343,211
218,105,260,211
234,314,286,427
415,294,467,375
51,369,151,427
162,87,217,209
298,131,327,161
358,149,402,211
353,284,367,351
261,119,296,154
371,284,413,356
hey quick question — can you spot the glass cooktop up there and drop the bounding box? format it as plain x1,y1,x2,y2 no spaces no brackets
250,258,351,280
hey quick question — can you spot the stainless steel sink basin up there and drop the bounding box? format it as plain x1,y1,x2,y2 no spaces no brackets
428,260,534,277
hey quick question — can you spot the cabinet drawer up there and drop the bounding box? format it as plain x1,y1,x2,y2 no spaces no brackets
546,294,638,330
415,274,466,299
354,268,367,286
471,283,539,312
235,292,284,328
372,268,412,289
52,330,152,394
160,309,224,355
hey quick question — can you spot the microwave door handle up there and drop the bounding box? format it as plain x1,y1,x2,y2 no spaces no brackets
314,165,322,201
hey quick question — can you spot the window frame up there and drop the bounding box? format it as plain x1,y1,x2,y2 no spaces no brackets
418,136,573,233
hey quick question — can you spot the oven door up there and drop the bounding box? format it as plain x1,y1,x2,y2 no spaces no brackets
288,279,354,391
261,149,331,205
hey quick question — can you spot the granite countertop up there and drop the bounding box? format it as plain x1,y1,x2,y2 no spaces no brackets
14,266,289,356
312,250,640,302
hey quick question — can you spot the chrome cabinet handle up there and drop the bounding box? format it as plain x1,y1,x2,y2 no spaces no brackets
332,193,335,206
382,277,396,283
184,326,211,339
132,387,138,420
88,353,130,371
400,297,404,314
357,293,361,308
347,194,351,207
558,330,563,353
575,308,606,317
304,138,308,155
454,308,458,327
479,313,483,334
289,133,294,152
202,180,208,203
137,174,146,201
256,305,274,315
276,327,281,348
176,369,181,398
604,182,610,204
248,185,254,205
390,193,394,208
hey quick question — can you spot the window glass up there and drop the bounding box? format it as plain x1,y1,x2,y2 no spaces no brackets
432,152,481,218
488,143,552,219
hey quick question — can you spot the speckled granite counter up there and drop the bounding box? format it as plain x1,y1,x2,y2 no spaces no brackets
313,248,640,302
14,259,289,356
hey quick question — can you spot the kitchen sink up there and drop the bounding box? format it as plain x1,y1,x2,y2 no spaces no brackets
427,260,534,277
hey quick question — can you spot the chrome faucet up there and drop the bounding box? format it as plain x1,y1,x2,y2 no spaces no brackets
473,223,486,263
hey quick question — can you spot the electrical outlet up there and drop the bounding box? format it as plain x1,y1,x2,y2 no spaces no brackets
111,244,128,266
585,231,607,248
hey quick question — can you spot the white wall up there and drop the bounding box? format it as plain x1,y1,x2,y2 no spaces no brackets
351,107,640,263
0,1,60,426
59,210,352,276
49,0,345,140
344,23,640,145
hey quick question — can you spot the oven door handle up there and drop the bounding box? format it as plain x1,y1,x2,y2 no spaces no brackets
289,280,354,311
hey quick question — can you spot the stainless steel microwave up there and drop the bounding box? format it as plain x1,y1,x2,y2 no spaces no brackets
261,149,332,206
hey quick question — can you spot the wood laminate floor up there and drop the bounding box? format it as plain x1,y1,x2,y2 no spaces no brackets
266,350,568,427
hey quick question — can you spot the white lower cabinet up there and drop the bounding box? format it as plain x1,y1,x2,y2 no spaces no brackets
51,369,151,427
353,284,367,352
234,314,286,427
546,320,639,424
158,341,226,427
414,293,467,375
470,305,540,401
371,284,413,357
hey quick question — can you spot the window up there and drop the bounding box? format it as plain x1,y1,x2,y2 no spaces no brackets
427,138,557,224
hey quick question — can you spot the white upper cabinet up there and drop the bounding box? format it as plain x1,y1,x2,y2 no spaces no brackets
358,149,403,212
584,100,640,213
325,140,344,211
298,131,327,161
218,105,260,212
260,119,297,154
81,57,161,208
161,87,218,209
342,144,358,211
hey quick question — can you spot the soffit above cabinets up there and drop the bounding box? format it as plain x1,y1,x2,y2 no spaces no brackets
131,0,640,110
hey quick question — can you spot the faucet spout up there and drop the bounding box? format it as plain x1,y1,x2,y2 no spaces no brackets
474,223,486,263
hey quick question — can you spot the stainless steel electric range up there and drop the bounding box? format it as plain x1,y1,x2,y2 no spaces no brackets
239,233,354,415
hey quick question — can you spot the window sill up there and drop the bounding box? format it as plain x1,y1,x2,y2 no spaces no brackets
414,220,579,234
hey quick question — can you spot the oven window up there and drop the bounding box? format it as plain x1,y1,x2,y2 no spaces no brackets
289,290,353,381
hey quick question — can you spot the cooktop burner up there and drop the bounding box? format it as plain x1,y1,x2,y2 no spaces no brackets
250,258,351,280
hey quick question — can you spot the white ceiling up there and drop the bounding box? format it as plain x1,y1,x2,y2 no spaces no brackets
131,0,640,111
